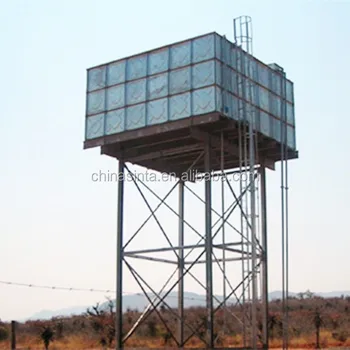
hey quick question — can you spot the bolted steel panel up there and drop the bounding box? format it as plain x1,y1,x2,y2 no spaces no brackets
84,32,296,151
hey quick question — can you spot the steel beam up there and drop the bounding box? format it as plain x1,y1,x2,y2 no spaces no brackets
125,144,202,163
260,166,269,349
115,160,125,350
191,127,240,160
204,140,214,348
125,254,177,265
123,244,206,256
178,180,185,347
186,256,257,265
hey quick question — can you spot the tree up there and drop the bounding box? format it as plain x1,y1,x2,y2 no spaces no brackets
40,326,54,350
268,313,282,340
160,302,166,314
0,326,9,341
146,319,157,337
86,299,115,348
305,290,314,299
163,331,172,345
55,320,64,339
313,309,323,349
297,292,305,300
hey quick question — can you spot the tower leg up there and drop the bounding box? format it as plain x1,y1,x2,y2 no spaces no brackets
116,160,125,350
178,180,185,347
260,165,269,349
204,141,214,348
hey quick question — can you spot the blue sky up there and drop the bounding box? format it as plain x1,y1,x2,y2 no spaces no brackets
0,0,349,321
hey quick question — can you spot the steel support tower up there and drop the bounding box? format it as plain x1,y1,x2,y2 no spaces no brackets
84,15,296,350
114,147,270,349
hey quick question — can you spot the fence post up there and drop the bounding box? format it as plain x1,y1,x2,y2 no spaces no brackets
11,321,16,350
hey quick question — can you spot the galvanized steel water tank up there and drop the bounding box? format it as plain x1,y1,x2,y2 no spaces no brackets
84,32,297,168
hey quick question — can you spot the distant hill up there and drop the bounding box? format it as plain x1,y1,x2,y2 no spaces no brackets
268,290,350,300
28,306,88,321
26,290,350,321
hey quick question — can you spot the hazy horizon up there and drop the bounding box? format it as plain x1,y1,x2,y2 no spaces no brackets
5,288,350,322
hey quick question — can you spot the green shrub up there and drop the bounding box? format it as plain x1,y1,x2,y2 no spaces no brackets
0,326,9,341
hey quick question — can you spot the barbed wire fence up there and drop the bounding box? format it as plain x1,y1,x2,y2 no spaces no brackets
0,279,235,349
0,280,214,303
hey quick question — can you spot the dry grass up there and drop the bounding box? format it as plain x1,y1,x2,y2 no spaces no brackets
1,296,349,349
1,331,350,350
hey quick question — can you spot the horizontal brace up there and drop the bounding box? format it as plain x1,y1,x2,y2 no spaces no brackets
239,242,264,253
195,166,260,181
123,135,191,152
126,144,203,163
123,242,251,256
185,255,262,265
214,242,245,247
124,241,247,256
213,245,250,255
125,254,177,265
124,244,207,255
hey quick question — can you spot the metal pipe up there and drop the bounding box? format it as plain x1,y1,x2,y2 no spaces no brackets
124,244,206,256
260,165,269,349
283,71,290,350
221,132,227,335
236,42,247,348
186,256,257,264
249,112,258,350
243,21,258,346
280,70,287,350
178,180,185,347
125,254,177,264
204,140,214,347
115,160,125,350
243,63,251,349
285,148,290,350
